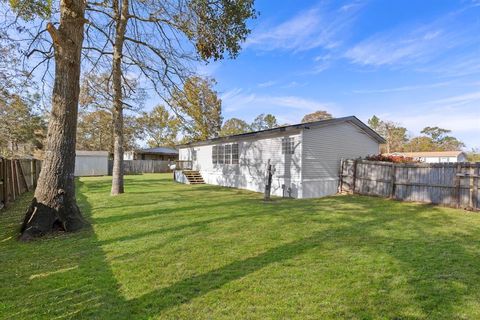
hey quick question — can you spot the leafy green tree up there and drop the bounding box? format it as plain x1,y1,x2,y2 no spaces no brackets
420,126,464,151
405,136,437,152
0,94,46,157
421,127,451,142
367,116,408,153
301,110,333,123
172,76,223,142
467,148,480,162
251,113,278,131
137,106,180,148
220,118,250,136
76,110,140,153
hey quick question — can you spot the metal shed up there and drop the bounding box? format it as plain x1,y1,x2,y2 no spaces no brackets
75,151,109,176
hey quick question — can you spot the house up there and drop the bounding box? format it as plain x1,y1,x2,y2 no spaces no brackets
124,147,179,161
175,116,385,199
75,151,109,176
385,151,467,163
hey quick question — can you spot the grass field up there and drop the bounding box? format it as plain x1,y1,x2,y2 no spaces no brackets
1,173,480,319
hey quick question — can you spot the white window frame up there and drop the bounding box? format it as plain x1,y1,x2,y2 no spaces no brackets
224,144,232,164
218,145,225,164
232,143,239,164
212,146,218,164
212,143,239,165
282,137,295,155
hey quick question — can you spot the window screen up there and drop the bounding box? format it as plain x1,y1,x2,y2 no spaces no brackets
218,145,225,164
224,144,232,164
212,146,218,164
232,143,239,164
282,137,295,154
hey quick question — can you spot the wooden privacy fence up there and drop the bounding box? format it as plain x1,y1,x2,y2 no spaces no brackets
340,159,480,211
108,160,172,175
0,158,41,210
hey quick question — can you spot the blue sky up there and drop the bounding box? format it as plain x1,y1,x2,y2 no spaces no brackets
190,0,480,149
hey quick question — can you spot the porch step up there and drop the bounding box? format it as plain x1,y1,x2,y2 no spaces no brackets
183,170,205,184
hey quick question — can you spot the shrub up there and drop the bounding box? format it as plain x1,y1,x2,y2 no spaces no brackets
365,154,418,163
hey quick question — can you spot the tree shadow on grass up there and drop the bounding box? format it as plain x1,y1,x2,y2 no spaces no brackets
2,177,480,319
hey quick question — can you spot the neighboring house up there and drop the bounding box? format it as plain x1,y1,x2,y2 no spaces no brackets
124,147,179,161
75,151,109,176
175,116,385,199
385,151,468,163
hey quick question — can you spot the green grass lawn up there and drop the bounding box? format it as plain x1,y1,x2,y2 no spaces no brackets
1,174,480,319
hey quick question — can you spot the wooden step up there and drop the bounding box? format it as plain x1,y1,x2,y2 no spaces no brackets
183,170,205,184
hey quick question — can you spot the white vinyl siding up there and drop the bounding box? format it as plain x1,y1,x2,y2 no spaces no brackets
178,131,303,197
178,120,382,199
302,122,380,198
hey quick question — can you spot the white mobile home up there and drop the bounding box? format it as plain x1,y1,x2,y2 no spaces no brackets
385,151,467,163
176,116,385,198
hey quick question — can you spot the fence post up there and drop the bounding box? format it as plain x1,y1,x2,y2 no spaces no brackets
475,163,479,210
454,163,462,208
389,163,397,199
30,160,35,188
469,164,475,210
352,159,358,194
3,159,8,208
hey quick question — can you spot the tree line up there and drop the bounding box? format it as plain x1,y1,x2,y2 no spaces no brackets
367,116,466,153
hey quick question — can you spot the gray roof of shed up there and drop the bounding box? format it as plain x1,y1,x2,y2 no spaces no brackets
177,116,386,148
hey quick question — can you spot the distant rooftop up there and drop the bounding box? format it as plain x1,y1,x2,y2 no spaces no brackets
386,151,465,157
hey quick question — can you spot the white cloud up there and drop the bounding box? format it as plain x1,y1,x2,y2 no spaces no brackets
344,8,480,68
195,62,221,77
352,81,452,94
344,28,446,66
257,80,276,88
245,2,363,52
426,91,480,108
220,88,336,120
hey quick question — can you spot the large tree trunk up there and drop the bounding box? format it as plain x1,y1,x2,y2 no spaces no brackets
110,0,129,195
20,0,87,240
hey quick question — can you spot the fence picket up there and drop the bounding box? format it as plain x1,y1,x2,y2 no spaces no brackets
0,157,41,210
340,159,479,211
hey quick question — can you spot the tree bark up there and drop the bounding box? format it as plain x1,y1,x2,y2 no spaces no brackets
20,0,87,240
110,0,129,195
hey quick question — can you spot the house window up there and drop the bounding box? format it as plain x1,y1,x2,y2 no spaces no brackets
225,144,232,164
212,143,239,165
212,146,218,164
192,149,197,161
218,145,225,164
282,137,295,154
232,143,239,164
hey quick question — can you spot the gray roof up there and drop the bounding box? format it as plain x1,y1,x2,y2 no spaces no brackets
135,147,178,155
177,116,386,147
